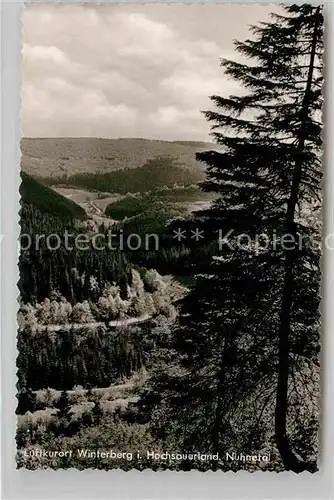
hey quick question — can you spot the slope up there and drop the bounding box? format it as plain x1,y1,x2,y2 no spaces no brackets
20,137,214,178
20,172,87,220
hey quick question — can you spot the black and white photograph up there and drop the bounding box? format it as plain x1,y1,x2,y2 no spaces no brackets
17,3,323,472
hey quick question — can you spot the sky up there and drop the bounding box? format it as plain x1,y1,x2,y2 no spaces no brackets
22,4,279,141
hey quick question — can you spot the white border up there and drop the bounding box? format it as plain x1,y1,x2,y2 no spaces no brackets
1,1,333,498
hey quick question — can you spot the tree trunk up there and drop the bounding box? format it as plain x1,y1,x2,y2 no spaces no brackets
275,7,321,473
212,328,230,469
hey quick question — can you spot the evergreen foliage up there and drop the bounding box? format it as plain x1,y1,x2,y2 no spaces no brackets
19,203,131,303
16,387,37,415
16,325,148,392
143,5,323,472
39,156,202,194
105,186,206,220
16,4,323,473
54,390,75,436
20,172,86,220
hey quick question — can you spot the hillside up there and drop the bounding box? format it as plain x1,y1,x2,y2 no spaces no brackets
38,157,204,195
20,172,87,220
105,187,212,220
20,137,214,178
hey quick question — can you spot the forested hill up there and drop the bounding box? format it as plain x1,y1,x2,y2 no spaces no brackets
38,157,204,194
20,172,86,220
20,137,213,178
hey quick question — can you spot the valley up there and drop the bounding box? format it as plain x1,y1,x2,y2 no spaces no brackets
18,138,205,469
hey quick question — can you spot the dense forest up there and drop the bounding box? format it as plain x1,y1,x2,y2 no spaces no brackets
20,172,87,220
18,5,323,473
19,202,132,303
38,156,203,194
105,185,209,219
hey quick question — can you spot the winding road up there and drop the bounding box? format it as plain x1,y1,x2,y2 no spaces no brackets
33,314,151,333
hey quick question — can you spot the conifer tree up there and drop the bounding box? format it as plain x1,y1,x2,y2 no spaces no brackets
55,390,73,436
144,5,323,472
92,400,104,425
16,386,37,415
140,265,278,471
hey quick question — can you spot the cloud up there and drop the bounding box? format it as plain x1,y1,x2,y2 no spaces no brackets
148,107,204,141
23,44,67,66
22,4,278,140
22,76,138,137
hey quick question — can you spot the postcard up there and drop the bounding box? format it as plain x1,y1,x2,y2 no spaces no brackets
17,3,323,472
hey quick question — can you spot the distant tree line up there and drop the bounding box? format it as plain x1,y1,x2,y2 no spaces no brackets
38,157,202,195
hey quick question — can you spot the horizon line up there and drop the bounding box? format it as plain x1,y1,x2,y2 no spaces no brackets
21,136,213,143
